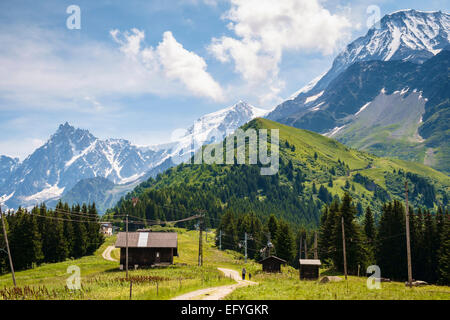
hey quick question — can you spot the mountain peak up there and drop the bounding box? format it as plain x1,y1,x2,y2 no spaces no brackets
56,121,76,134
279,9,450,101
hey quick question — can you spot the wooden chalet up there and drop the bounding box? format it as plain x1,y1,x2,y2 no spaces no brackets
258,256,287,273
299,259,321,280
100,222,113,236
115,232,178,268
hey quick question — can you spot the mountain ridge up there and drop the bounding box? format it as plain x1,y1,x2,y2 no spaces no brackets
269,9,450,122
0,101,269,210
108,118,449,227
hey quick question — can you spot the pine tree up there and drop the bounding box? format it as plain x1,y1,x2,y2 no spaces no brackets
363,206,376,264
331,193,366,274
72,204,88,258
86,203,104,255
409,207,423,281
237,212,263,259
438,212,449,285
267,214,279,248
423,209,439,282
318,201,338,264
376,201,406,280
9,208,43,270
218,210,238,250
0,211,9,274
275,220,295,264
60,202,75,258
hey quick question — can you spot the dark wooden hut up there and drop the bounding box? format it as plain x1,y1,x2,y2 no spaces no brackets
258,256,287,273
115,232,178,268
299,259,321,280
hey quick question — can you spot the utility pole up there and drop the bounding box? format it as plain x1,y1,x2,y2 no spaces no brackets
304,237,308,259
0,206,16,287
198,216,203,267
299,236,302,260
314,231,318,260
244,232,247,263
341,216,348,280
126,213,129,279
219,230,222,250
405,181,413,287
126,198,138,279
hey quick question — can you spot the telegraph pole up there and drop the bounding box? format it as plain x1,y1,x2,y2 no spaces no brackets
0,206,16,287
198,216,203,266
299,236,302,259
304,237,308,259
405,181,413,287
244,232,247,263
314,231,318,260
341,216,348,280
126,198,138,279
219,230,222,250
126,213,129,279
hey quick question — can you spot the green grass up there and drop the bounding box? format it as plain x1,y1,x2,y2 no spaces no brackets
1,227,449,300
227,266,450,300
0,228,240,300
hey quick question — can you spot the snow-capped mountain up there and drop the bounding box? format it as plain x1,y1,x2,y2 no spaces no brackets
0,101,268,210
268,9,450,121
318,9,450,92
166,101,269,164
0,123,168,208
266,9,450,174
0,155,19,186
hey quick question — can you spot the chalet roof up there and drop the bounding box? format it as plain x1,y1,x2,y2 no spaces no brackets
115,232,178,248
258,256,287,264
299,259,321,266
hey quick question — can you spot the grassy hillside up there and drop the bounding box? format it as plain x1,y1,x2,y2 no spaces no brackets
115,118,449,228
226,266,450,300
0,228,241,300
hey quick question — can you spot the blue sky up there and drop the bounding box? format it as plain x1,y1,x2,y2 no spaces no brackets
0,0,449,159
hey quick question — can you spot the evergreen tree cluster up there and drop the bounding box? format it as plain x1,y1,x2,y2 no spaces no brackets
109,163,323,230
0,201,104,274
319,194,449,284
215,211,320,267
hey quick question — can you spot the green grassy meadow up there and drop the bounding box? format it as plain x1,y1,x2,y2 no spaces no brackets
1,227,449,300
227,266,450,300
0,229,239,300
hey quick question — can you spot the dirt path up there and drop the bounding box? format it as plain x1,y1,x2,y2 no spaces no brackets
102,245,118,262
171,268,257,300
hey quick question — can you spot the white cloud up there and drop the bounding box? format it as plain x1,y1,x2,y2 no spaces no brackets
0,26,223,113
208,0,352,104
111,29,224,101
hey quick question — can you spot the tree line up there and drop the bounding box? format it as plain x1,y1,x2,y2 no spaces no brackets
215,193,449,285
108,163,323,230
0,201,104,274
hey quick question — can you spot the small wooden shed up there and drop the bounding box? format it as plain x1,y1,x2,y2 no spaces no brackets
258,256,287,273
299,259,321,280
115,232,178,268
